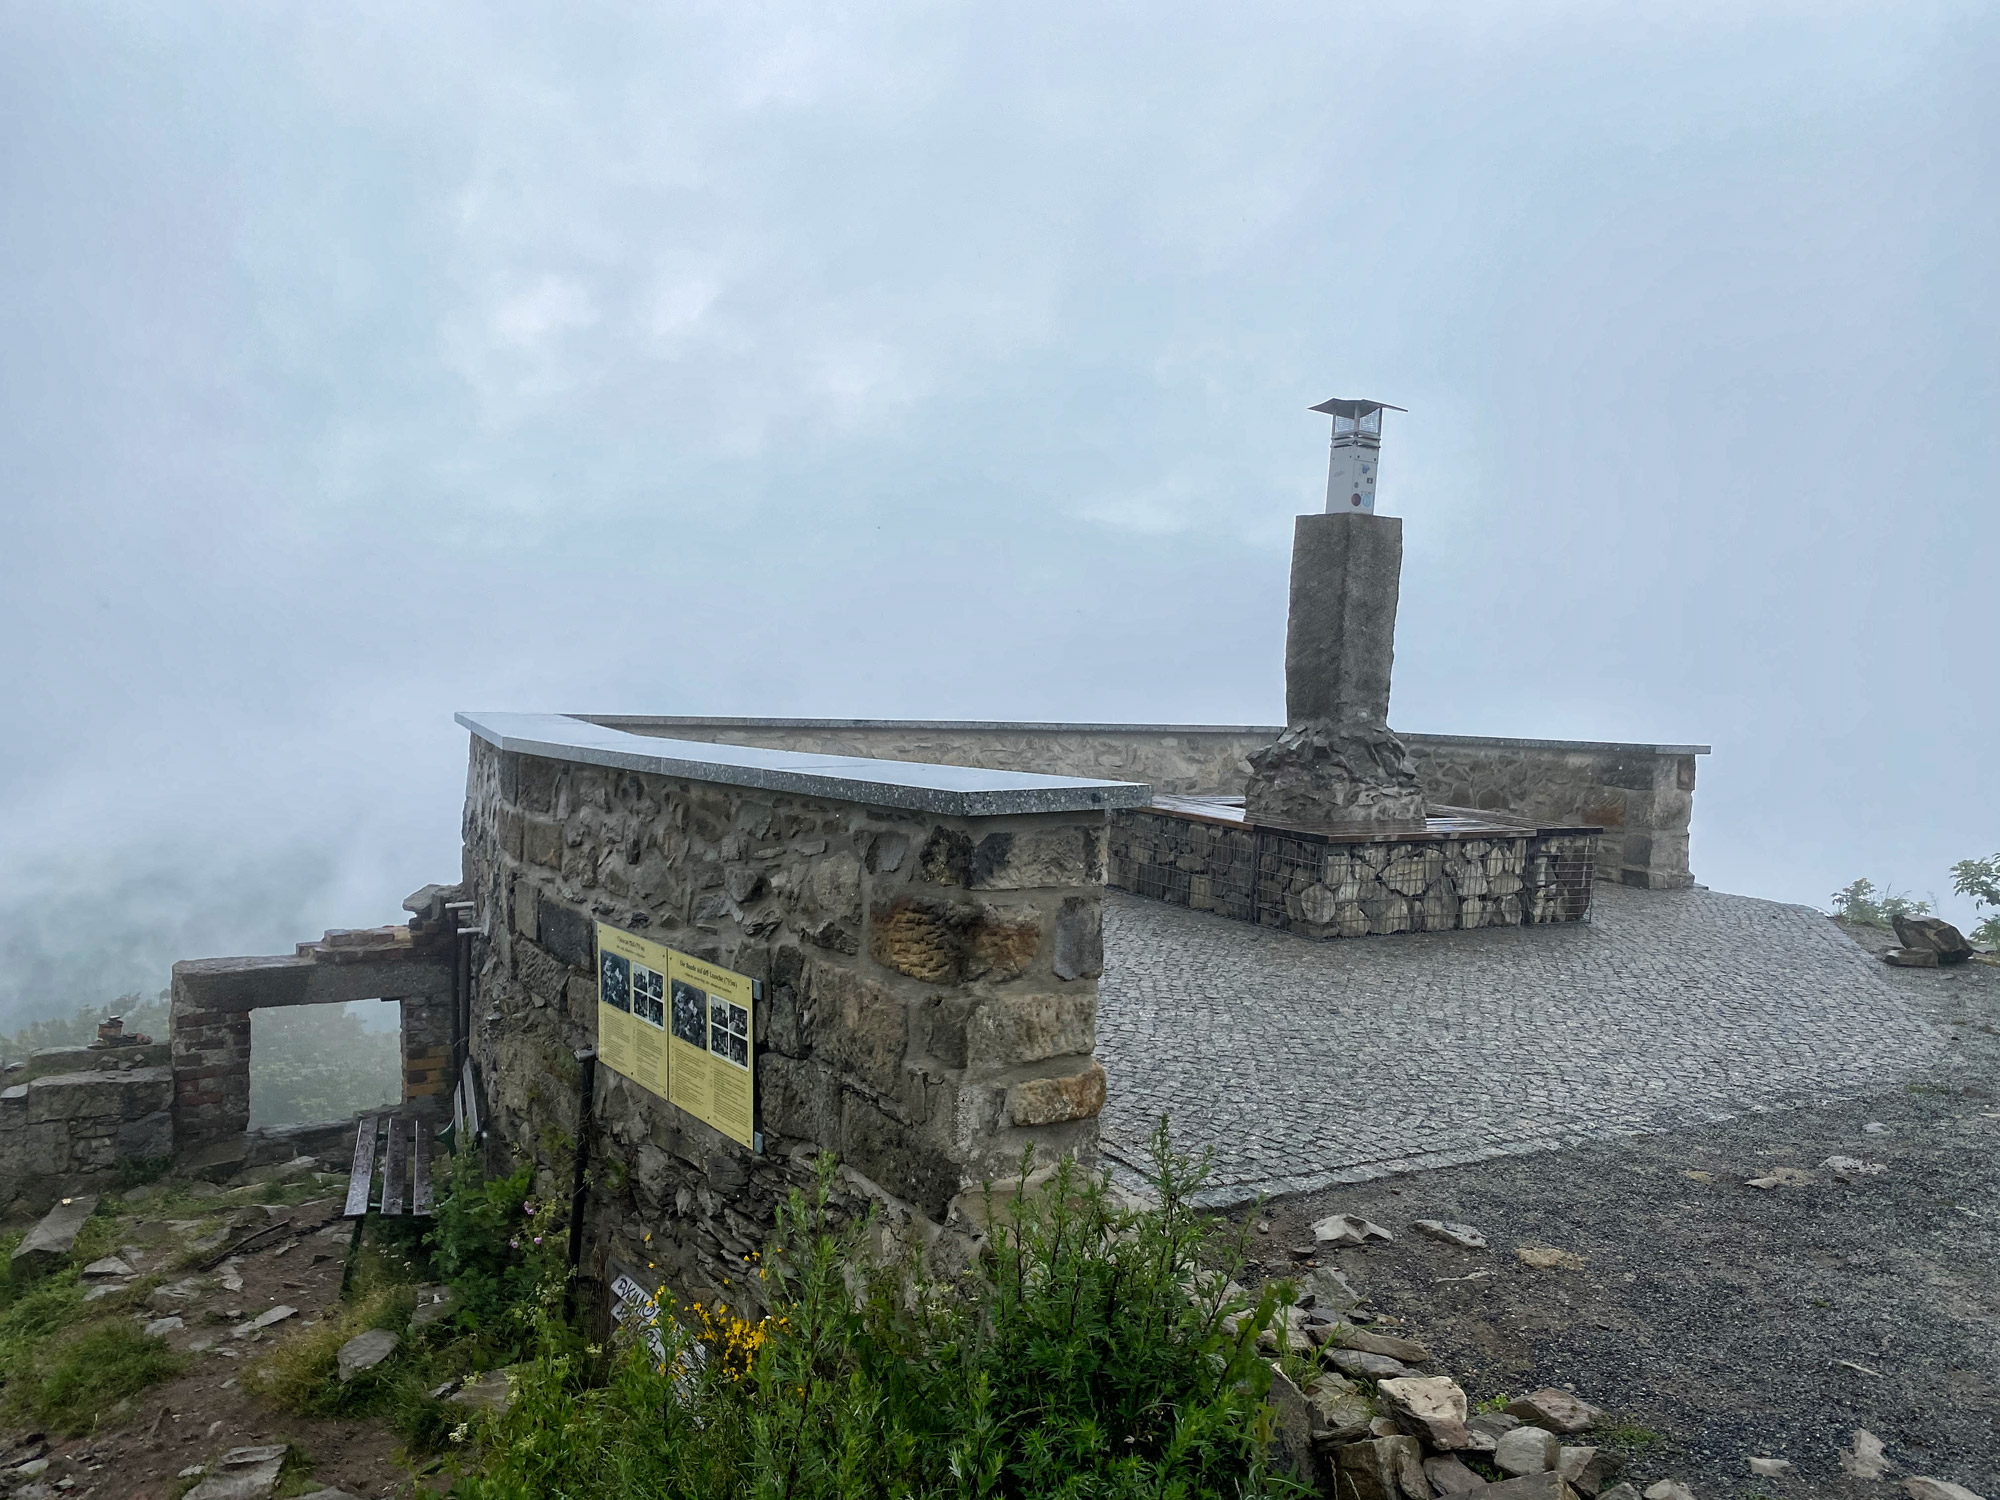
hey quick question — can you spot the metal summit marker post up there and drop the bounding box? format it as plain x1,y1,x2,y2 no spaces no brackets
1241,396,1427,829
1310,396,1405,515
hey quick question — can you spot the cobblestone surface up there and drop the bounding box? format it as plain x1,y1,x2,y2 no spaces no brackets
1098,883,1947,1205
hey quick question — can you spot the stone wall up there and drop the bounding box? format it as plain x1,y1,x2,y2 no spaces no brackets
461,732,1114,1315
0,1043,173,1211
591,718,1706,890
1110,811,1596,937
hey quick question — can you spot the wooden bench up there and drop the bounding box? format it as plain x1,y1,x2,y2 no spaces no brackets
343,1110,435,1219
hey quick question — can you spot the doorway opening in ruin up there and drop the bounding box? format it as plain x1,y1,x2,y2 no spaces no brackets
249,998,403,1129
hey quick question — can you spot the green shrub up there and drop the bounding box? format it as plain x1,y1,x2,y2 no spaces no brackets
448,1122,1300,1500
1950,855,2000,948
425,1147,565,1353
1829,878,1930,927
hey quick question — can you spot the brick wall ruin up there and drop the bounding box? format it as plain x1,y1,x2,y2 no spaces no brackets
169,945,453,1175
587,718,1707,890
460,729,1118,1312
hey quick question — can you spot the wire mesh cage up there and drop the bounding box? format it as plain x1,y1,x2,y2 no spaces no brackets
1110,808,1596,939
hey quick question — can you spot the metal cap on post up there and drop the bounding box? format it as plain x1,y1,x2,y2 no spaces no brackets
1308,397,1405,515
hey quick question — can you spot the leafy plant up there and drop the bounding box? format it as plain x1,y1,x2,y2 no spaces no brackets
1828,878,1930,927
447,1122,1301,1499
424,1146,564,1349
1949,854,2000,948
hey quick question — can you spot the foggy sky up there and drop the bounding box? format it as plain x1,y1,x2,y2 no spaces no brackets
2,1,1995,1022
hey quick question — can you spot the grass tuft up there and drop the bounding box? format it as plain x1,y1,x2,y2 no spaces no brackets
8,1319,186,1434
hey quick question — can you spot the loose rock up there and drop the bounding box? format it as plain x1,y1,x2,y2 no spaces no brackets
1746,1457,1790,1477
1885,947,1941,967
447,1367,517,1414
1642,1485,1695,1500
1505,1388,1602,1434
1842,1429,1895,1480
1485,1477,1580,1499
410,1285,457,1329
183,1443,288,1500
81,1256,134,1279
1902,1480,1987,1500
1302,1372,1375,1445
231,1305,298,1338
1892,914,1973,965
10,1197,98,1276
1335,1326,1433,1364
1495,1426,1561,1476
1745,1167,1816,1189
1470,1411,1522,1440
1332,1435,1428,1500
1415,1219,1490,1250
1262,1365,1322,1489
1313,1213,1394,1247
1300,1264,1362,1314
1557,1445,1625,1495
145,1316,185,1336
1326,1347,1418,1382
337,1328,399,1382
1377,1375,1471,1449
1515,1245,1588,1271
1425,1454,1491,1494
1822,1155,1887,1179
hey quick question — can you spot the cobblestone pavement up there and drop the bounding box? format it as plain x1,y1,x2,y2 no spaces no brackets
1097,883,1947,1205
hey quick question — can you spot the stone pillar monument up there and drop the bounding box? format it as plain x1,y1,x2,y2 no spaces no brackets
1243,398,1427,830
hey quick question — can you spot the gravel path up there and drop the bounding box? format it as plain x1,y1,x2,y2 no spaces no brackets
1101,899,1999,1498
1098,883,1947,1204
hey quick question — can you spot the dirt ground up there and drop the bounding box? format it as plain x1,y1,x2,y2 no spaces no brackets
0,1178,429,1500
1244,922,1998,1498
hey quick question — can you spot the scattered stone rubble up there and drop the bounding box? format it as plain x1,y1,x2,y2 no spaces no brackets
1245,1217,1990,1500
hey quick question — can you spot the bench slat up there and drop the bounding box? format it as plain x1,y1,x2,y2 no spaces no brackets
460,1058,480,1139
382,1115,406,1216
411,1123,434,1216
344,1114,381,1219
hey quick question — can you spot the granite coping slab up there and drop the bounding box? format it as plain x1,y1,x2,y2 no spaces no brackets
457,712,1154,818
583,715,1710,758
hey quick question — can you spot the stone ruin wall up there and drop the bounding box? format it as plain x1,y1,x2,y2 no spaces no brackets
590,718,1703,891
0,936,456,1213
0,1044,174,1211
461,737,1111,1313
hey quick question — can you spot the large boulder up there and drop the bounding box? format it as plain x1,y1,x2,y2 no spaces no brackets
1892,915,1973,965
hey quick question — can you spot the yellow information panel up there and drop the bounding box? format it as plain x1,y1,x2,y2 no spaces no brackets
595,923,756,1150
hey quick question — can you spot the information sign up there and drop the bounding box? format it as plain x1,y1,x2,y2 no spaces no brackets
595,922,757,1149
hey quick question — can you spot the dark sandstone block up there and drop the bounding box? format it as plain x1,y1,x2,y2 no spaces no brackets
1051,897,1103,981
